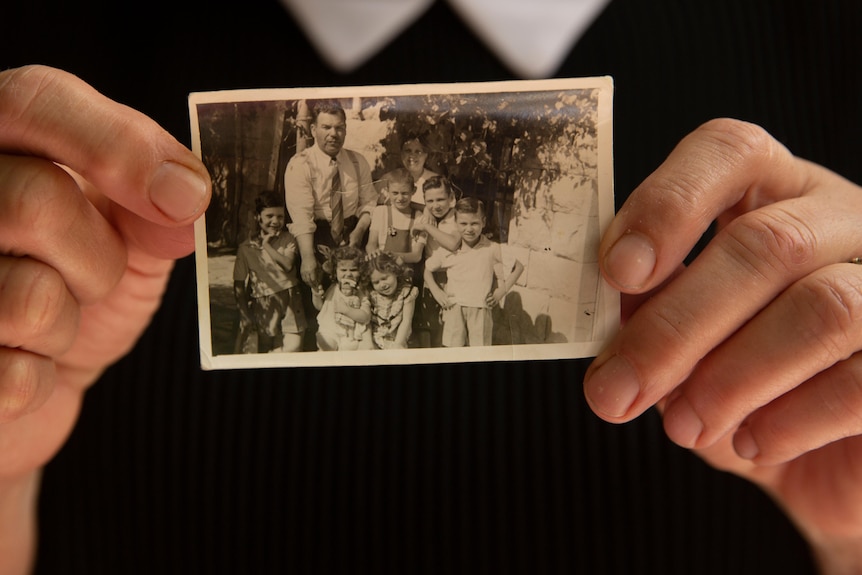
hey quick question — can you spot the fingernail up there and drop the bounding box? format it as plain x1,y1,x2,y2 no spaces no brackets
733,424,760,460
604,231,656,290
584,355,641,419
149,161,209,222
663,395,703,448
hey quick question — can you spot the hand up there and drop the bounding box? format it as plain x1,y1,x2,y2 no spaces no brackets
584,119,862,569
348,228,364,248
486,288,505,308
433,292,453,310
335,292,359,314
411,218,428,233
300,257,321,287
0,65,211,570
312,283,326,301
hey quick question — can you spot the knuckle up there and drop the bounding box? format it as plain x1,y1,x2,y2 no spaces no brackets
696,118,777,168
641,168,712,223
646,303,694,347
0,160,80,243
721,207,818,278
20,263,72,343
822,358,862,435
790,270,862,359
0,259,76,351
0,65,68,131
634,299,705,382
0,350,47,423
831,358,862,432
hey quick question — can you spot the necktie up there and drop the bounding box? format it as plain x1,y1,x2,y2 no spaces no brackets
330,158,344,243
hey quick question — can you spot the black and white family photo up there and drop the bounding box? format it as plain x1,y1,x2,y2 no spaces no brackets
190,78,616,369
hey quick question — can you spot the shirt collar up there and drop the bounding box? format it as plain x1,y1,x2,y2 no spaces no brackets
279,0,611,79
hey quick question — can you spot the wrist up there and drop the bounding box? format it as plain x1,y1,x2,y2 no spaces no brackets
810,536,862,575
0,472,40,575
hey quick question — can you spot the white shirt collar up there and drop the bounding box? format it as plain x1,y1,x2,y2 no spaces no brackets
279,0,611,79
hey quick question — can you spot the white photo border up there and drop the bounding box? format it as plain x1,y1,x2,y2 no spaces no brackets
189,77,617,370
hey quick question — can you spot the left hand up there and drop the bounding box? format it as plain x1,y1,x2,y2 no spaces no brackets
486,288,505,308
0,66,211,480
583,119,862,564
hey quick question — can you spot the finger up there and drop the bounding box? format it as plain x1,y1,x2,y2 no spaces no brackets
0,256,80,358
0,155,127,303
53,250,175,390
0,349,54,424
599,118,807,293
0,65,210,253
732,354,862,465
586,190,862,422
662,263,862,450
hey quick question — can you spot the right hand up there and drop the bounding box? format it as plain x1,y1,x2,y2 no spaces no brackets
0,65,211,481
584,119,862,572
411,218,428,233
300,256,321,287
433,291,453,310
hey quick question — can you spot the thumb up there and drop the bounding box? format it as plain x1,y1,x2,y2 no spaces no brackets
0,65,211,258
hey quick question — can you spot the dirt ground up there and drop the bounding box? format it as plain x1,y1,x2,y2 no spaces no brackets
206,252,242,356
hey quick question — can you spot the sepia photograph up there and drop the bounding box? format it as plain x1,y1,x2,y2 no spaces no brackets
190,78,617,369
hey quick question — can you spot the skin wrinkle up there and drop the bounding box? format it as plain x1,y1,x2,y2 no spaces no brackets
698,119,777,171
713,131,804,224
0,67,55,144
698,273,862,449
0,353,40,422
0,67,79,161
4,160,77,244
820,363,862,440
642,167,715,231
811,274,862,358
1,161,119,305
719,204,819,283
19,264,67,349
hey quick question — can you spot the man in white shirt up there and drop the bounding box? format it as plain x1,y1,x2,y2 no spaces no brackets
283,100,377,288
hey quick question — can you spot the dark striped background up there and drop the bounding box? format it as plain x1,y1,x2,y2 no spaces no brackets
3,0,859,573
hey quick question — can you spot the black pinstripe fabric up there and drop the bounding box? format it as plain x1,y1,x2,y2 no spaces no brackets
3,0,859,573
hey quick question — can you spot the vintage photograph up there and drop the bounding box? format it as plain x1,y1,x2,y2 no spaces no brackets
190,78,617,369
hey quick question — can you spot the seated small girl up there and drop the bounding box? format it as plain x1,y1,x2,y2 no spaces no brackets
313,245,373,351
367,252,419,350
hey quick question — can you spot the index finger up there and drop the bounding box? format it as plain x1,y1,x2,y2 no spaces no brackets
0,65,210,230
599,118,808,293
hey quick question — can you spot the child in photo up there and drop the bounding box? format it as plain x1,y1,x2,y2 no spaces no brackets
424,197,525,347
367,252,419,350
411,176,461,348
313,245,373,351
366,168,425,265
233,191,306,353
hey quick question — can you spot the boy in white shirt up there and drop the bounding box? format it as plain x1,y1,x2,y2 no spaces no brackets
424,197,524,347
